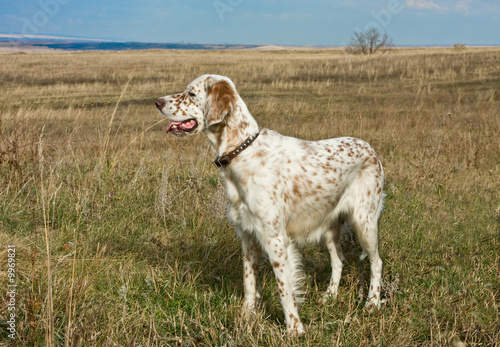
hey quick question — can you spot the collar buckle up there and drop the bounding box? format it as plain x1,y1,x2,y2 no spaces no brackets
213,155,230,168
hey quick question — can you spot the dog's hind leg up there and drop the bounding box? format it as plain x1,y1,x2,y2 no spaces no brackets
322,218,345,302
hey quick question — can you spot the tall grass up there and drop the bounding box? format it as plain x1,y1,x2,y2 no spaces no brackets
0,47,499,345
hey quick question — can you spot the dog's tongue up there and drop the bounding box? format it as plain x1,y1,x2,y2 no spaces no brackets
166,121,184,133
166,119,197,133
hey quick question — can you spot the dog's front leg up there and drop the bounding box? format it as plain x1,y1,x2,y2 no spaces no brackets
240,231,262,314
263,233,305,335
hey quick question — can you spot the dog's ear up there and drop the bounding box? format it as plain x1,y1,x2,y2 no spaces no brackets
205,79,236,128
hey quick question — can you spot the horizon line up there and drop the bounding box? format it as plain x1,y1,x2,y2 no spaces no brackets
1,33,499,48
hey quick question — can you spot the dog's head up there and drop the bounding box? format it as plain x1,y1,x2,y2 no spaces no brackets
155,74,237,137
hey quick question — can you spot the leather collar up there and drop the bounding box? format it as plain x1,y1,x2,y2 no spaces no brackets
213,133,260,168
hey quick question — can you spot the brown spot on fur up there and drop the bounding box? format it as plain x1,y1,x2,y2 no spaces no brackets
252,151,267,159
284,192,291,203
292,181,301,197
289,314,300,328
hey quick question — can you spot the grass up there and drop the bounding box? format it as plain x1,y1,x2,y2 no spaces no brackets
0,47,499,346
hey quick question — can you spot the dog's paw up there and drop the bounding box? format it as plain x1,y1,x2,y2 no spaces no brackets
320,291,337,304
288,323,306,337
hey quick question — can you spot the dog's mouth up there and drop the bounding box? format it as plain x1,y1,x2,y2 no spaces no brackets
166,119,198,134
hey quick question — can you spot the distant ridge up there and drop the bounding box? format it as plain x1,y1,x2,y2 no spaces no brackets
30,41,261,51
0,34,260,51
0,33,109,42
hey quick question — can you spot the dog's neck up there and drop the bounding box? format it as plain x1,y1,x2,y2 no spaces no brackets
204,96,260,157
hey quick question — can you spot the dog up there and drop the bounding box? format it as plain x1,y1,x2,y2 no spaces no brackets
155,75,384,335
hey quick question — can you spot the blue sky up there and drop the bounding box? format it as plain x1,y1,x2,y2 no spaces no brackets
1,0,499,46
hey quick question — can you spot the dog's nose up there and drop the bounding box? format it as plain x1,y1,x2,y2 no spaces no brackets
155,98,166,110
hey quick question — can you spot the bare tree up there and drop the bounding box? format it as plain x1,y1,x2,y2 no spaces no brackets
346,28,394,55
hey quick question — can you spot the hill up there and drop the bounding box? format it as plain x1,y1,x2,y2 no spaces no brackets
0,34,260,51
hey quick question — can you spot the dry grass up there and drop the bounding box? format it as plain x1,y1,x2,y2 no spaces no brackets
0,47,499,346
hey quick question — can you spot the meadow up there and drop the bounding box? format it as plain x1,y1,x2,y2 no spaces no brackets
0,47,499,346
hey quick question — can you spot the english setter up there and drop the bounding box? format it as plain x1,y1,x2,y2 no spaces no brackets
155,75,384,335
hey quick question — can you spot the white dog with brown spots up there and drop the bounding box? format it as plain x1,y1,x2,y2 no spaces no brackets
155,75,385,335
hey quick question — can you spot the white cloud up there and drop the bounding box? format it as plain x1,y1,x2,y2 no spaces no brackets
452,0,500,15
406,0,445,11
454,0,474,14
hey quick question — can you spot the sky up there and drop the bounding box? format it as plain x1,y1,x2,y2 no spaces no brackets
1,0,499,46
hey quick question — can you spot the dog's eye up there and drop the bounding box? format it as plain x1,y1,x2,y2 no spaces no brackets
188,91,196,97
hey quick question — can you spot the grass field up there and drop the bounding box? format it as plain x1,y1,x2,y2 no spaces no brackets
0,47,499,346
